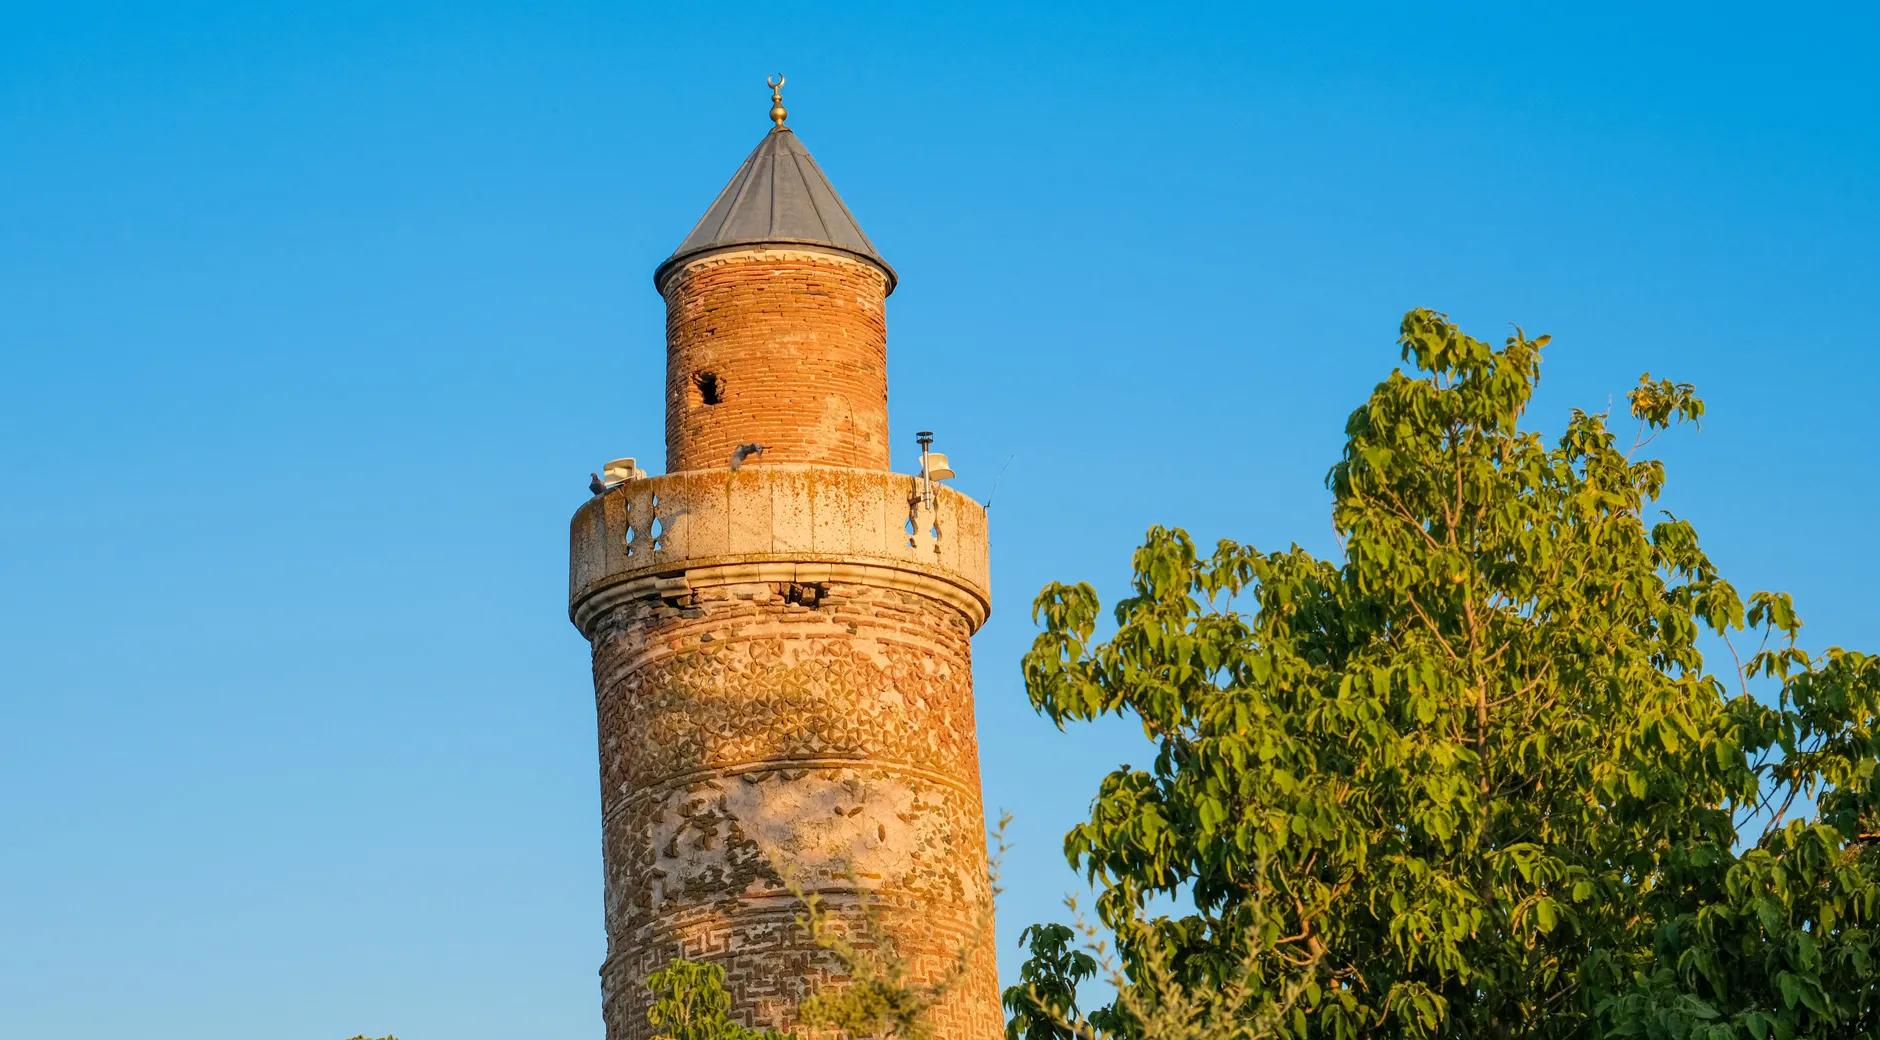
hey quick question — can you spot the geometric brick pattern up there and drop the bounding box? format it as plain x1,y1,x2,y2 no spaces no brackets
587,580,1002,1039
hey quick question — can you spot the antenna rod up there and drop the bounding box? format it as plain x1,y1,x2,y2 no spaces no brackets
916,430,935,510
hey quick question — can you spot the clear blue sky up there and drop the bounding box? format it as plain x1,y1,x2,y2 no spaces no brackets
3,3,1876,1037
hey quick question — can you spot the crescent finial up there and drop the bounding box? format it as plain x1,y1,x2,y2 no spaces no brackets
767,74,788,128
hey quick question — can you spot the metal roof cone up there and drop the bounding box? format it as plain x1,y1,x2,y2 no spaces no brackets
654,125,896,293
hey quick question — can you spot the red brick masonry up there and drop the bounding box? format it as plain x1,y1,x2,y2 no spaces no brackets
663,249,891,473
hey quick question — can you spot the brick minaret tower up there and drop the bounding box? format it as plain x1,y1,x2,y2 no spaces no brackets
569,79,1001,1039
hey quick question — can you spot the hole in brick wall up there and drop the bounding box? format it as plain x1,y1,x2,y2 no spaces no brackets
904,515,917,548
650,495,663,550
784,582,826,608
692,371,723,406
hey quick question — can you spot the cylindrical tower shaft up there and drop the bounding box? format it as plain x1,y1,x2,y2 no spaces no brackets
662,249,890,472
573,471,1001,1039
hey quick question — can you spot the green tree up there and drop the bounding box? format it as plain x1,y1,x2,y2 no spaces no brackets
645,959,788,1040
1002,923,1099,1040
1006,310,1880,1039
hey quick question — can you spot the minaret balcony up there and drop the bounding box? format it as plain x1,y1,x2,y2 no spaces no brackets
569,465,990,635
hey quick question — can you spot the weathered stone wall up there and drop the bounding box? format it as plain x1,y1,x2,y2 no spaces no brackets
662,248,891,473
586,576,1003,1039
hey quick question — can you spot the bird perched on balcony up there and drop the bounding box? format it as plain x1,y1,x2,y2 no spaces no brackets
730,443,769,471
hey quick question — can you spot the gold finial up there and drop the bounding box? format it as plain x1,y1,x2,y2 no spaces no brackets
767,73,788,129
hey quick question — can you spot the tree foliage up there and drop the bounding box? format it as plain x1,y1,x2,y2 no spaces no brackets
645,959,788,1040
1003,923,1100,1040
1008,310,1880,1039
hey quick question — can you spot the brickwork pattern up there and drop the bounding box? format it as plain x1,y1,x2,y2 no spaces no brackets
588,579,1002,1039
663,249,891,473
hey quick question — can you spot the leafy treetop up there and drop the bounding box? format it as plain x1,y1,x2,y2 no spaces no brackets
1006,309,1880,1040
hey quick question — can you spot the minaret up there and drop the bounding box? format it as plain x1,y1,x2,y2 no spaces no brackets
569,78,1001,1039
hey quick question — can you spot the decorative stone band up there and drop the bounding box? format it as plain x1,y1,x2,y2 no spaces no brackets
569,465,991,634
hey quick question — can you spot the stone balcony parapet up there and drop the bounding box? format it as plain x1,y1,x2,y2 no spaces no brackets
569,465,991,634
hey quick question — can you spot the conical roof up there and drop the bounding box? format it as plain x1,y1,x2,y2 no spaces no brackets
654,127,896,293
